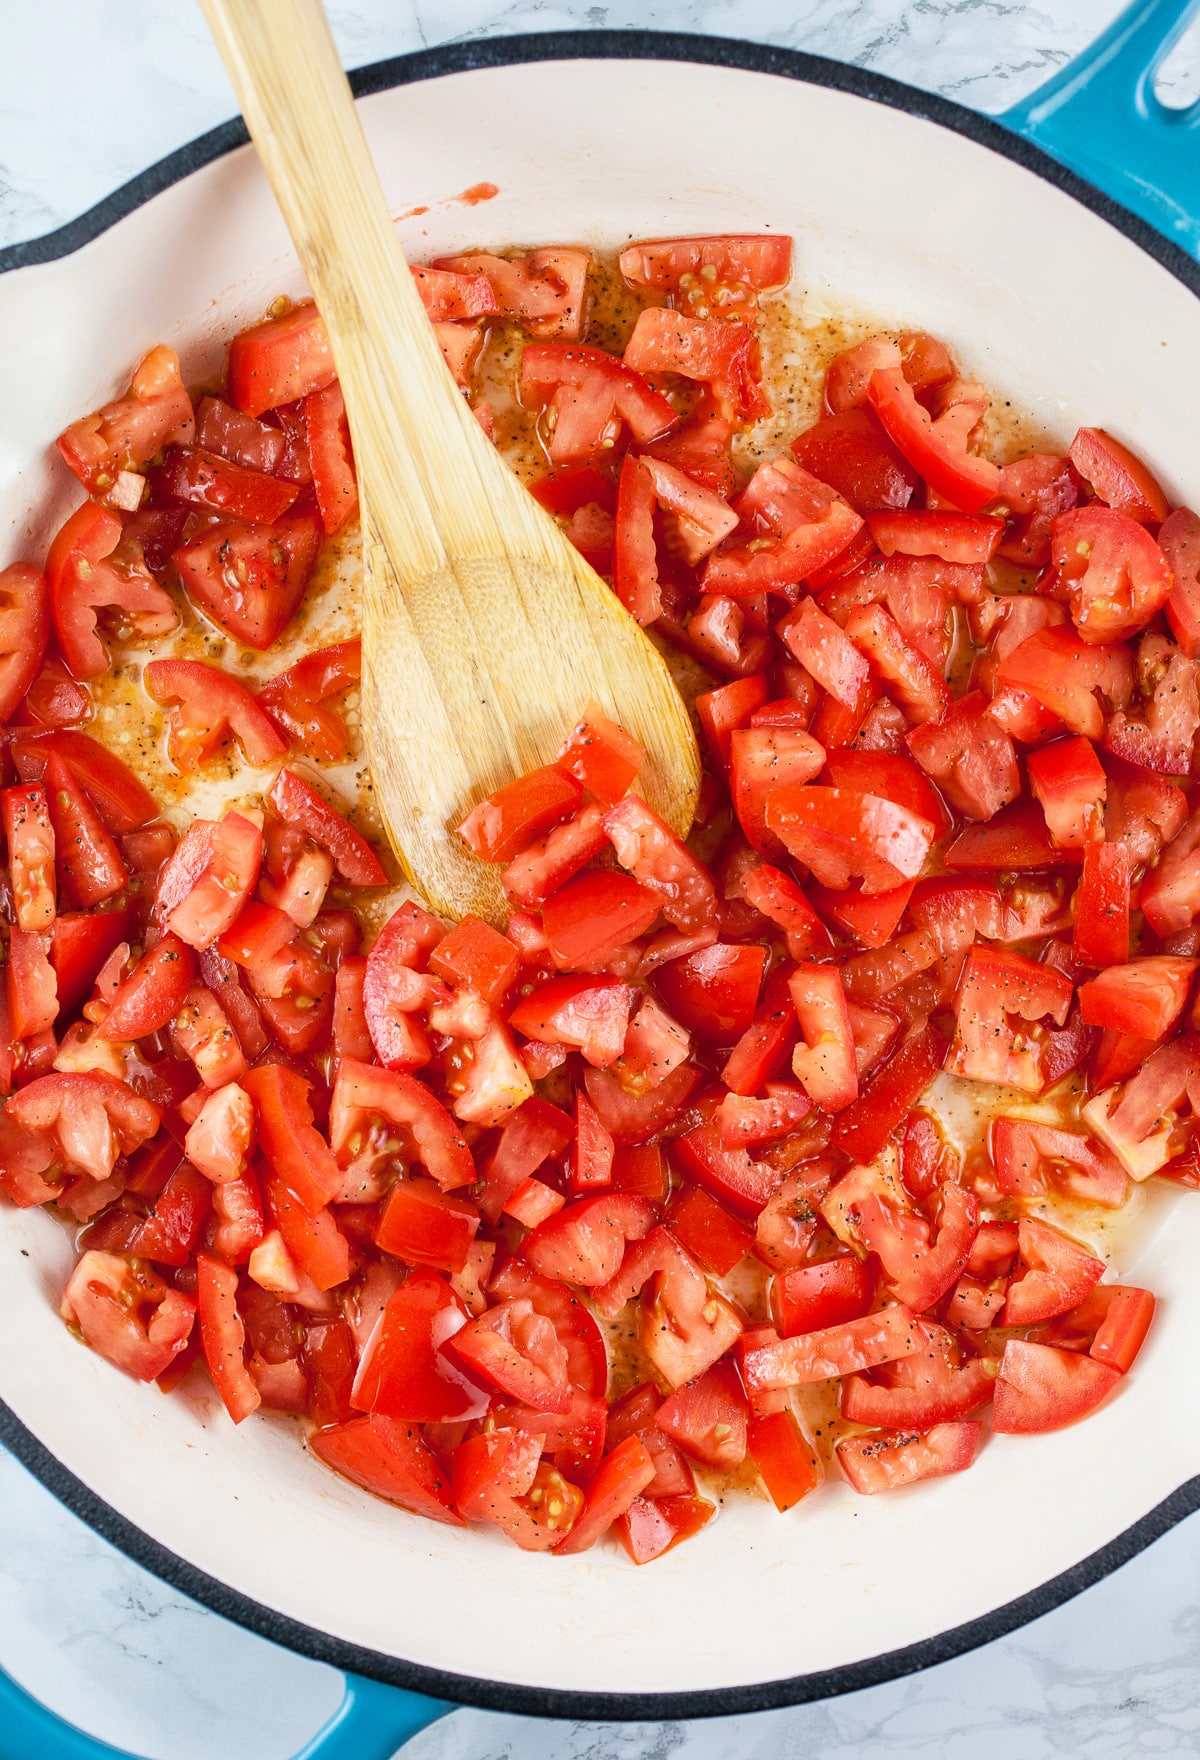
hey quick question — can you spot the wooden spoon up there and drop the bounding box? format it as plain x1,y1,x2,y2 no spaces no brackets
201,0,700,923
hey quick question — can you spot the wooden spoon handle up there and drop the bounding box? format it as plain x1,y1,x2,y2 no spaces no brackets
200,0,518,571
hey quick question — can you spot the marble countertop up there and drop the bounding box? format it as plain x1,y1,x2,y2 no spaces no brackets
3,3,1200,1757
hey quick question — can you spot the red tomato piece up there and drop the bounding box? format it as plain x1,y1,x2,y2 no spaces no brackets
667,1185,754,1276
652,943,766,1044
844,601,950,726
554,712,643,805
266,768,384,886
11,730,158,833
554,1434,657,1554
541,869,662,967
47,501,178,680
988,1116,1127,1208
521,343,677,465
49,910,131,1020
227,302,336,417
840,1320,995,1429
1141,807,1200,937
766,786,934,895
617,1494,715,1564
257,639,361,762
172,510,321,650
2,784,55,931
837,1421,982,1494
437,247,588,339
304,380,359,534
196,1253,261,1424
330,1057,475,1194
144,659,287,771
867,366,1000,512
311,1414,464,1524
153,445,299,524
771,1256,875,1337
602,795,717,932
1161,507,1200,658
1002,1217,1105,1327
730,727,826,854
446,1298,571,1413
656,1360,748,1470
618,233,792,295
948,945,1073,1093
906,692,1019,822
740,1306,921,1393
791,408,918,513
778,598,871,709
1052,507,1172,645
1067,427,1167,524
624,307,769,422
786,963,857,1111
457,766,582,864
867,510,1003,564
351,1272,486,1423
0,564,51,724
831,1023,948,1162
510,975,635,1069
56,344,194,495
523,1193,657,1288
97,934,195,1041
991,1339,1121,1433
155,812,262,951
704,459,863,595
737,865,832,962
60,1249,196,1384
1078,956,1195,1041
1026,736,1107,849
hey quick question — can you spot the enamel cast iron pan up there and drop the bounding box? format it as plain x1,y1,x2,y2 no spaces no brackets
1,4,1199,1755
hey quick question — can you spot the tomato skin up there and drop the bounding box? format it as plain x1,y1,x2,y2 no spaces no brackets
1161,507,1200,657
740,1306,921,1392
737,865,832,963
747,1409,821,1511
837,1421,982,1494
311,1414,464,1525
1002,1217,1105,1327
47,501,178,680
1078,956,1195,1041
1026,736,1108,850
144,659,288,771
352,1273,487,1423
867,366,1000,512
991,1339,1121,1434
948,944,1074,1094
457,767,583,865
60,1250,196,1383
766,785,935,895
172,511,321,650
228,302,336,417
257,639,361,762
542,869,661,967
790,408,917,513
996,626,1134,741
1052,507,1173,645
154,444,299,524
617,1493,715,1563
98,935,195,1041
267,768,385,886
618,233,792,295
1067,427,1167,525
196,1253,261,1424
831,1023,948,1163
668,1185,754,1276
988,1116,1127,1209
704,460,863,595
771,1256,874,1337
0,564,51,724
653,943,765,1044
11,730,158,833
553,1434,657,1554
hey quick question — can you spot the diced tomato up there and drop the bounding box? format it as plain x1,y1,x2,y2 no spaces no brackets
523,1192,657,1288
867,366,1000,512
173,510,321,649
1078,956,1194,1041
831,1024,947,1162
668,1185,754,1275
766,785,934,894
11,730,158,833
991,1339,1121,1433
652,943,765,1045
1161,507,1200,657
730,726,826,854
791,408,917,513
0,564,51,724
47,501,178,680
868,510,1002,564
330,1057,475,1194
510,974,634,1069
311,1414,463,1525
740,1306,920,1392
1001,1217,1104,1327
521,343,676,465
305,380,358,533
257,639,361,762
655,1361,747,1470
60,1249,195,1383
618,234,792,297
602,795,716,932
948,944,1073,1093
837,1421,981,1494
143,659,287,771
1141,807,1200,937
542,869,661,967
154,444,299,524
227,302,336,417
988,1116,1126,1208
771,1255,874,1337
624,307,768,422
1067,427,1167,524
704,459,863,595
1052,507,1172,645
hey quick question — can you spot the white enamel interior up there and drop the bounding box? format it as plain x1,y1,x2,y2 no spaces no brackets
2,57,1200,1702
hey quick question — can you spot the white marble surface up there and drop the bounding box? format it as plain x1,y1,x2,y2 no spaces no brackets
3,3,1200,1757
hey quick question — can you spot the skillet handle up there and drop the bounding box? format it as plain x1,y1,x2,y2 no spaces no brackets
0,1663,452,1760
998,0,1200,258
